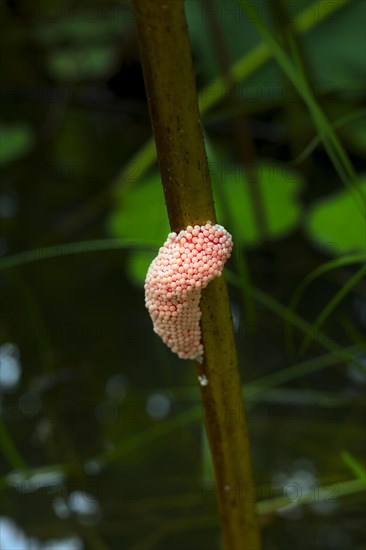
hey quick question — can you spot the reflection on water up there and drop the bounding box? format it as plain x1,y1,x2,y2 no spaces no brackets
0,343,22,390
105,373,129,400
146,392,171,420
67,491,101,526
0,517,83,550
6,470,66,492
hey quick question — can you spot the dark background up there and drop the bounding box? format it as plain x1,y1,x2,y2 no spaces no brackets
1,1,365,549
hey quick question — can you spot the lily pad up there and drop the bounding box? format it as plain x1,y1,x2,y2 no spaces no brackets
212,161,304,245
305,180,366,256
108,161,304,284
108,173,169,245
108,173,169,284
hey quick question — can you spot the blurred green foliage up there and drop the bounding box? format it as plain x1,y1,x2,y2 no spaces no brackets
306,180,366,255
1,0,365,548
0,123,34,165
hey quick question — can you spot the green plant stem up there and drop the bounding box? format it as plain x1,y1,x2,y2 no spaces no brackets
0,419,28,471
257,477,366,515
293,108,366,166
226,270,362,367
131,1,261,548
341,451,366,481
285,253,365,358
238,0,364,212
298,263,366,358
0,239,150,271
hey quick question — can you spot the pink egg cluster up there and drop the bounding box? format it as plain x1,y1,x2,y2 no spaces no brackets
144,222,233,362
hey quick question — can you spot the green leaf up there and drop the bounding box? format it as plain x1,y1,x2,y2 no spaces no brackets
108,173,169,245
108,162,303,281
305,180,366,255
341,114,366,154
127,250,156,286
46,46,116,81
341,450,366,481
108,173,169,284
0,123,34,165
212,161,304,244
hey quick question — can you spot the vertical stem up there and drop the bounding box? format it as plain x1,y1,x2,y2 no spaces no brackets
131,1,261,548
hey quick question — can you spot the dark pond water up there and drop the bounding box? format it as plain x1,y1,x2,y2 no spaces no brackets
1,1,365,549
